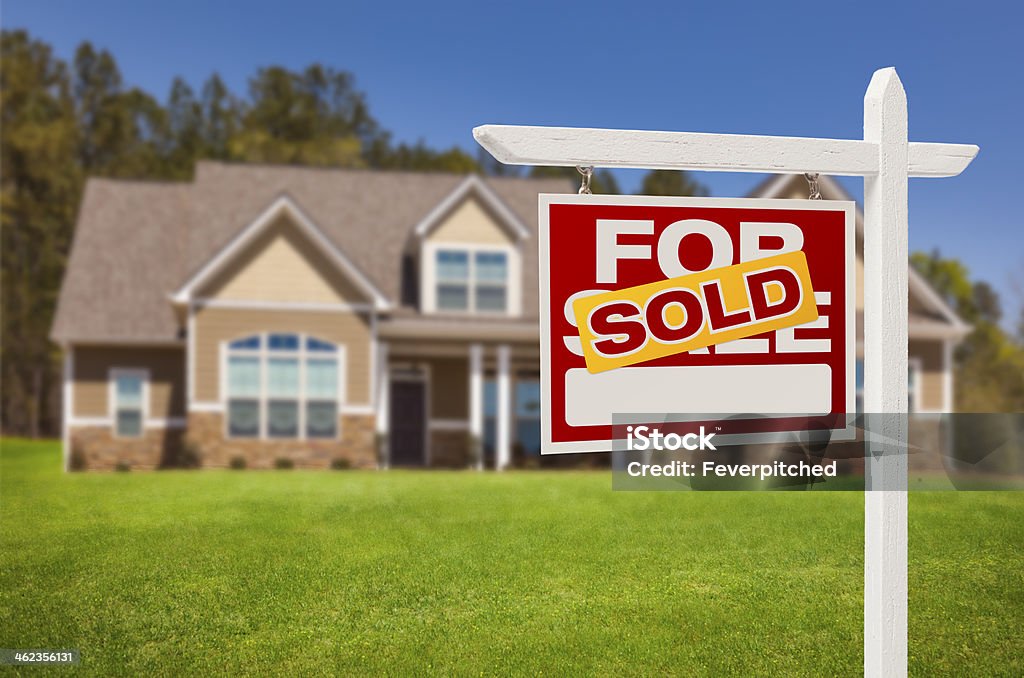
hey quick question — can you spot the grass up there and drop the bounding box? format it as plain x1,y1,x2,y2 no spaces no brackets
1,439,1021,676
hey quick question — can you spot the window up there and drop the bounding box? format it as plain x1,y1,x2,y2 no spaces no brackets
433,247,509,313
481,376,541,465
436,250,470,310
112,370,146,438
515,377,541,456
854,358,918,413
225,333,342,439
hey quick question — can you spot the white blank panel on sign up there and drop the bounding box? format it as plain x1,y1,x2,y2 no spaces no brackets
564,364,831,427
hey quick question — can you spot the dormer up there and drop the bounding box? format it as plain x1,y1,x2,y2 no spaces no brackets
413,176,528,317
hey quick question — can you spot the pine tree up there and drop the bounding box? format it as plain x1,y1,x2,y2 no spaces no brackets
1,30,82,436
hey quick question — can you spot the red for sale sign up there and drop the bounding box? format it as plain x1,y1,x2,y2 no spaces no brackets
539,194,856,454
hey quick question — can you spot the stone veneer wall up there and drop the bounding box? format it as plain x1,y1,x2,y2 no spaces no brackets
70,427,184,471
185,412,376,469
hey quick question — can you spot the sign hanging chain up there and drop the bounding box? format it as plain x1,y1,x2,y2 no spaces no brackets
804,172,822,200
577,166,593,195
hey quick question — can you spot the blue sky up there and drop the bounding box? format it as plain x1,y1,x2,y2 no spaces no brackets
6,0,1023,325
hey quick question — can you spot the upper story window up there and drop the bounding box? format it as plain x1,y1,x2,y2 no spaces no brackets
225,333,342,440
434,247,509,313
111,369,147,438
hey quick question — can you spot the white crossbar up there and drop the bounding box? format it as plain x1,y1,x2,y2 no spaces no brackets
473,125,977,177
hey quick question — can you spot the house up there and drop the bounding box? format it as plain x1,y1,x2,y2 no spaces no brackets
51,162,970,470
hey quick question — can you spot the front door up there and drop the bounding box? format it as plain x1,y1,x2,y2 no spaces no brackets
389,378,426,466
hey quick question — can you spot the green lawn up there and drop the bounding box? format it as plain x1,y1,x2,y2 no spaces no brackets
1,439,1021,676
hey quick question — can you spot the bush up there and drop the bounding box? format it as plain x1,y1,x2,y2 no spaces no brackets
114,461,131,472
69,448,87,471
229,456,247,470
274,458,294,470
330,457,351,470
179,441,202,469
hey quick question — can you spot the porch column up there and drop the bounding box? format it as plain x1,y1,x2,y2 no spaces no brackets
496,344,511,471
469,343,484,470
375,341,390,469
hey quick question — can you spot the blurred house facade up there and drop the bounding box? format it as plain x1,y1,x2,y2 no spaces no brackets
51,163,968,470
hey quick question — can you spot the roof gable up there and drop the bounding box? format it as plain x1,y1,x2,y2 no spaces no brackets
413,175,529,242
172,195,390,310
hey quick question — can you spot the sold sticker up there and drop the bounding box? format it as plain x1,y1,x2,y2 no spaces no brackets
572,250,818,373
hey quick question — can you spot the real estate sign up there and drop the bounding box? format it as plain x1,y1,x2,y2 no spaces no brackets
539,194,856,454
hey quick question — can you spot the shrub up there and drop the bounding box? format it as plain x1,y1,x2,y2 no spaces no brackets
179,441,202,469
229,456,247,470
69,448,87,471
114,461,131,472
330,457,351,470
274,458,294,470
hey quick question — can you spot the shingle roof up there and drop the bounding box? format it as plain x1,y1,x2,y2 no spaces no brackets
51,162,571,343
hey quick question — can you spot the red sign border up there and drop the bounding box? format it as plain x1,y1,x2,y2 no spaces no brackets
538,194,857,455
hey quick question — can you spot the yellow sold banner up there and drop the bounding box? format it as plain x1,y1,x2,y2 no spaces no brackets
573,250,818,373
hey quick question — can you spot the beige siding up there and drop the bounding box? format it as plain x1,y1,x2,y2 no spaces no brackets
198,215,369,304
427,197,514,245
73,346,185,418
192,307,373,405
910,339,945,411
425,357,469,419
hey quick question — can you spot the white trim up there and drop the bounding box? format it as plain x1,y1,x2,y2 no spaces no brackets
69,416,115,427
907,320,971,340
942,339,954,413
148,417,187,429
192,298,374,313
341,404,375,416
171,195,391,311
63,347,73,471
374,340,389,469
413,175,529,241
908,357,924,413
108,368,149,439
187,306,196,407
421,240,522,317
469,343,483,470
62,338,184,347
750,173,796,200
379,318,537,341
429,419,470,431
496,344,511,470
68,416,186,429
190,401,224,413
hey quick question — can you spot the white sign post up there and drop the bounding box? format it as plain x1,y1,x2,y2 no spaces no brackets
474,68,977,677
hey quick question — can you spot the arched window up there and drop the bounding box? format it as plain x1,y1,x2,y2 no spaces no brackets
225,333,343,439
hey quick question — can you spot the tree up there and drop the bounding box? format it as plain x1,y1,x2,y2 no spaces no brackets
1,30,82,436
166,77,203,178
199,73,240,160
911,250,1024,412
72,42,170,179
228,65,384,167
638,169,708,197
1,29,549,436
